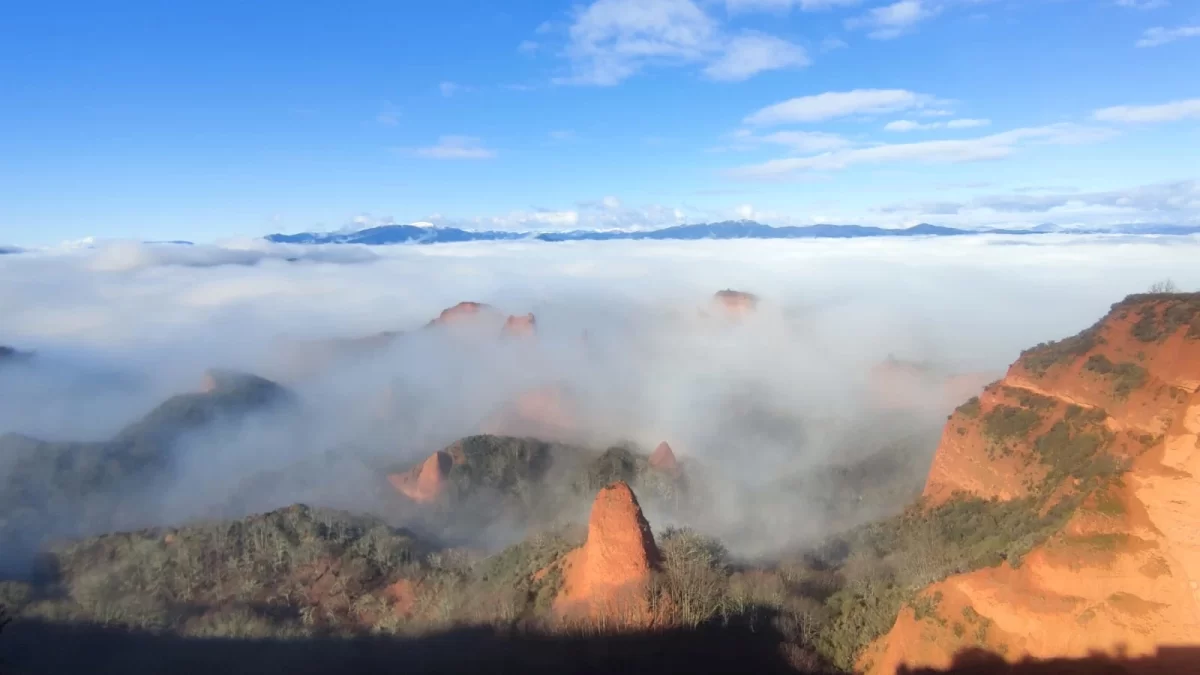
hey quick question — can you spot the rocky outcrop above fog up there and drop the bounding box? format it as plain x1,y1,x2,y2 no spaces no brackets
865,293,1200,672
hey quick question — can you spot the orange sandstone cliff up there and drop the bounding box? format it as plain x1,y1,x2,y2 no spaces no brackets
554,481,661,629
864,293,1200,674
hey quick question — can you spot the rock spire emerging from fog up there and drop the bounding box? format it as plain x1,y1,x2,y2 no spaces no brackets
555,481,660,628
426,301,499,328
649,441,680,475
502,313,537,338
713,289,758,316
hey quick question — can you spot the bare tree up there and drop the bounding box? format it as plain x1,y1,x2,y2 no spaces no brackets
1148,279,1179,294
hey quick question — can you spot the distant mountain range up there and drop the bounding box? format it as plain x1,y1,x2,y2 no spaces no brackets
265,220,1200,246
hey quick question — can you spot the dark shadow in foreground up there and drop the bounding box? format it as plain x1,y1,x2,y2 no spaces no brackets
897,646,1200,675
3,620,1200,675
4,617,815,675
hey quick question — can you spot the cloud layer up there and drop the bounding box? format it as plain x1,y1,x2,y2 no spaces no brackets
3,236,1199,560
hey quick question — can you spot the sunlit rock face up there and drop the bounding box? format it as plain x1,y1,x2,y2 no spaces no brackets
865,294,1200,673
555,481,661,629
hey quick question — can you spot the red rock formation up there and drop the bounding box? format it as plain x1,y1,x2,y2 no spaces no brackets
387,448,459,503
424,300,499,329
863,294,1200,673
649,441,681,475
481,384,578,441
502,313,537,338
712,289,759,317
555,481,661,629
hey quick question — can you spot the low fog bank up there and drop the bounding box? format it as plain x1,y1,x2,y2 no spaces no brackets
2,235,1198,568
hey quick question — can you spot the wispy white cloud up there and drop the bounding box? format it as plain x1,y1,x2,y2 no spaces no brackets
727,124,1115,178
439,81,468,97
1093,98,1200,123
1116,0,1168,9
884,120,930,132
553,0,718,85
518,40,540,54
375,102,401,127
722,128,852,153
820,37,849,51
885,118,990,131
725,0,863,12
702,32,810,81
1135,24,1200,47
745,89,937,125
413,136,497,160
551,0,808,85
845,0,939,39
947,118,990,129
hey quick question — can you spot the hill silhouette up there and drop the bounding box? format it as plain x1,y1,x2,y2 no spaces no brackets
0,369,291,570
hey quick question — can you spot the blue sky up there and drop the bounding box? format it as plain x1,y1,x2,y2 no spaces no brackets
2,0,1198,245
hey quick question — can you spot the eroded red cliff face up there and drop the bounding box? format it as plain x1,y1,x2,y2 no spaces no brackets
865,294,1200,674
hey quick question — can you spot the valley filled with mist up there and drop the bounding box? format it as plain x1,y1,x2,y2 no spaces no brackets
2,235,1199,674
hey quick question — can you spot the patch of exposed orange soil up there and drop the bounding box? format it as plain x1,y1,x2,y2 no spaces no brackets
864,295,1200,674
554,481,661,630
384,578,419,617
